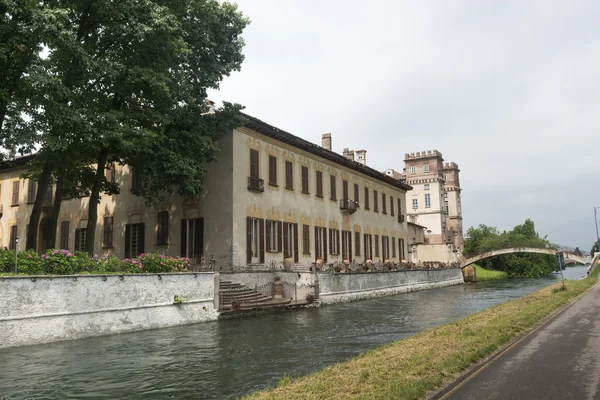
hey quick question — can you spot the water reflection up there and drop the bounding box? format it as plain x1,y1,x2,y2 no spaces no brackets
0,266,587,399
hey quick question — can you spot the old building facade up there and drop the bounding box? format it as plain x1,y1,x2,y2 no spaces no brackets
385,149,464,263
0,115,412,268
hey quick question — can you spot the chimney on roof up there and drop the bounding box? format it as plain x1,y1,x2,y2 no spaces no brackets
322,133,332,151
355,150,367,166
343,148,355,161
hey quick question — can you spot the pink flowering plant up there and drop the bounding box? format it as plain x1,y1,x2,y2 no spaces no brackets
0,248,194,275
42,249,78,275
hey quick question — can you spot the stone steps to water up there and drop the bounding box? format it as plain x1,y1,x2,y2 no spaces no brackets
218,279,291,311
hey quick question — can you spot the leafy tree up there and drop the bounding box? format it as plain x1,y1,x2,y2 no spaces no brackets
592,240,600,256
464,219,555,277
573,247,583,256
4,0,249,253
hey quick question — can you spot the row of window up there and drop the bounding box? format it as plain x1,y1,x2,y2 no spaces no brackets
7,212,203,260
3,167,137,208
250,149,404,218
247,217,406,264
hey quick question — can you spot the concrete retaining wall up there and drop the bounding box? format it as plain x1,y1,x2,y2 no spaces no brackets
0,273,218,349
317,269,464,304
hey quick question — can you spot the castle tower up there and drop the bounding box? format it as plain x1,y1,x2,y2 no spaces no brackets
403,150,449,252
443,162,463,251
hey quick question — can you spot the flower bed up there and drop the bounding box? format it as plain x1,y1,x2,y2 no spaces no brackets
0,249,192,275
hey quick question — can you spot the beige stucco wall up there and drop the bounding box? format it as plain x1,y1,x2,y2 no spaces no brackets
232,127,410,267
0,134,234,261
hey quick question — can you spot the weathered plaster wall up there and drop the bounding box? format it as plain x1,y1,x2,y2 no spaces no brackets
220,271,315,288
0,273,218,349
317,269,464,304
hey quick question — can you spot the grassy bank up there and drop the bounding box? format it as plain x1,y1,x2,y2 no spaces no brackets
247,266,599,400
474,264,507,281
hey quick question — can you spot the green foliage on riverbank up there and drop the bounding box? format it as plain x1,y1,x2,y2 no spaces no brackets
464,219,556,278
474,264,507,281
248,265,600,400
0,249,191,275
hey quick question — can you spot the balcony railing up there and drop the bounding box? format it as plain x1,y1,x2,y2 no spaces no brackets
247,177,265,193
340,198,358,214
398,214,405,223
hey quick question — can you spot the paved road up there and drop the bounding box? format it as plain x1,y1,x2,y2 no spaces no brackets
444,283,600,400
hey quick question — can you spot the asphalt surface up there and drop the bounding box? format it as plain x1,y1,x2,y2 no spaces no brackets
444,282,600,400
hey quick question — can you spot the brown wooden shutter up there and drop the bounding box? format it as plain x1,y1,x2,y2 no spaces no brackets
74,229,81,252
323,228,327,263
374,190,378,212
354,184,359,205
397,198,402,219
303,224,309,254
277,221,283,253
363,234,367,259
348,231,352,260
246,217,252,263
342,180,348,201
369,236,373,260
302,166,308,193
283,222,289,258
330,175,336,200
60,221,69,250
328,228,333,255
124,224,131,258
391,196,395,216
138,223,145,254
316,171,323,197
382,194,386,214
285,161,293,189
364,187,369,209
27,179,36,203
293,224,299,263
269,155,277,185
336,230,340,255
355,231,360,256
314,226,318,260
392,237,396,258
12,181,19,205
250,149,259,179
194,218,203,259
259,219,265,263
266,220,272,252
182,219,188,257
375,235,379,257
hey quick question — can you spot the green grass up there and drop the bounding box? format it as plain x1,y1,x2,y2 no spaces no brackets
246,264,600,400
474,264,507,281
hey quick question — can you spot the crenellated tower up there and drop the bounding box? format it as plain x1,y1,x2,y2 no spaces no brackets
443,162,463,251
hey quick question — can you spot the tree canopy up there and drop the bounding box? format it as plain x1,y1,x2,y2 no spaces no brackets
464,219,556,278
1,0,249,253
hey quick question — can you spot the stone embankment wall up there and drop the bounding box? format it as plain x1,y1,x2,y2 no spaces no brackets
317,269,464,304
0,273,218,349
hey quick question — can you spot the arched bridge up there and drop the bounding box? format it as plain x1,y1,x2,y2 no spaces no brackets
461,247,586,269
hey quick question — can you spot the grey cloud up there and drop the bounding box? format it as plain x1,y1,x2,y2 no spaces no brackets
209,0,600,250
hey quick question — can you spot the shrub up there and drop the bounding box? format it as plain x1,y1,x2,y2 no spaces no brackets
17,251,44,275
91,255,121,273
138,253,172,273
42,249,78,275
120,258,144,274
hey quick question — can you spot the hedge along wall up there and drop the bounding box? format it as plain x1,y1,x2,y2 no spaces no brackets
0,273,219,349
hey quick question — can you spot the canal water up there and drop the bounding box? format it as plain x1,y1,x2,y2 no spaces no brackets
0,266,587,399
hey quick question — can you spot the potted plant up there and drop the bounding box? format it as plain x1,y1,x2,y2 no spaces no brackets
363,259,372,272
333,264,341,274
316,257,323,271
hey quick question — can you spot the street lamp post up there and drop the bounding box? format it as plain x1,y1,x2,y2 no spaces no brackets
595,207,600,253
14,238,19,274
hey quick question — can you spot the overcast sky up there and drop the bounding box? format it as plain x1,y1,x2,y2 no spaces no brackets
208,0,600,251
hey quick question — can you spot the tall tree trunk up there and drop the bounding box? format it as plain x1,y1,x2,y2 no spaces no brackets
46,174,64,250
85,148,108,255
26,157,53,251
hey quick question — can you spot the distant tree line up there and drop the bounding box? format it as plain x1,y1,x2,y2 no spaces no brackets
464,219,557,278
0,0,249,253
